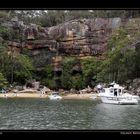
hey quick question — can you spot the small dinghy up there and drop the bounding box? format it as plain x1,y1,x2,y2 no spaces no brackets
48,92,62,100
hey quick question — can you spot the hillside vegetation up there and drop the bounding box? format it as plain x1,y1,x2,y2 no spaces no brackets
0,10,140,90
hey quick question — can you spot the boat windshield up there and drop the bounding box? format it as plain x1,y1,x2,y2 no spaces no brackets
110,88,114,93
52,92,59,95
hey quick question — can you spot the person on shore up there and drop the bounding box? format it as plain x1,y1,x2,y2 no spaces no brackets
2,88,7,97
39,88,43,97
1,89,4,94
77,91,80,96
40,88,45,97
97,84,102,93
13,89,18,97
43,87,46,95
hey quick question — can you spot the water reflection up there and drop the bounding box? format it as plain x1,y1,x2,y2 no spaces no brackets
93,104,140,129
0,98,139,130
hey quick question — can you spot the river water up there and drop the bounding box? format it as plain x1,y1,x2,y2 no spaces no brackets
0,98,140,130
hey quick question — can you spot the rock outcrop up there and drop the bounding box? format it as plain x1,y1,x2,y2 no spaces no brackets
24,18,122,56
24,18,121,71
126,78,140,95
1,17,139,72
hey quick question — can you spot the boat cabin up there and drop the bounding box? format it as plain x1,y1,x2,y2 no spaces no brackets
102,84,124,96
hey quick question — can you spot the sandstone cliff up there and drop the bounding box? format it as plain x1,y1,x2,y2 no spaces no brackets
1,17,138,71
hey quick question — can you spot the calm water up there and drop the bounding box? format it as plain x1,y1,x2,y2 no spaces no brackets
0,98,140,130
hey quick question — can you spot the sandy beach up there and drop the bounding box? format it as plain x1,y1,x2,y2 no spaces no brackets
0,92,47,98
0,92,99,100
62,93,98,99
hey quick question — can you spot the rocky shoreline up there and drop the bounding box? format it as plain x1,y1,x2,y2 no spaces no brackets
0,92,99,100
126,78,140,96
1,78,139,99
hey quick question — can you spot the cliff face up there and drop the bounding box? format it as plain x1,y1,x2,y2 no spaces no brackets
24,18,122,55
0,17,135,71
47,18,121,56
25,18,121,70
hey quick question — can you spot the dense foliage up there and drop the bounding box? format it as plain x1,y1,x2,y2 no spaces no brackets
1,10,140,27
0,42,34,86
96,23,140,84
0,72,8,89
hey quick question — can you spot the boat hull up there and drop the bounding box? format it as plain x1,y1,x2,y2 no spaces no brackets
100,96,138,105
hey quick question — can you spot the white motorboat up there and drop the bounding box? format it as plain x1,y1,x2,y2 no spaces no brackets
48,92,62,100
98,82,139,105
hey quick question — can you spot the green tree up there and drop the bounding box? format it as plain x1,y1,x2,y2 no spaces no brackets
13,54,34,85
97,22,140,84
0,72,8,89
71,74,84,90
60,57,75,89
0,42,34,85
81,57,101,87
41,64,54,87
